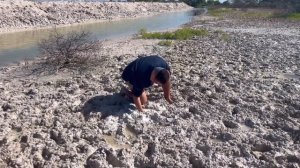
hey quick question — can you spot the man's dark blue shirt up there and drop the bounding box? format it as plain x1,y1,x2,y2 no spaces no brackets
122,55,170,97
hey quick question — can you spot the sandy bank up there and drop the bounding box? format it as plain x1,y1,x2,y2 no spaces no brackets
0,0,192,34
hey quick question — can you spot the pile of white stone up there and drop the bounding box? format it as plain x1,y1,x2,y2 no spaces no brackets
0,0,191,33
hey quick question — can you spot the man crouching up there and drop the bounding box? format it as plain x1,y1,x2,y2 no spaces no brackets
121,55,173,112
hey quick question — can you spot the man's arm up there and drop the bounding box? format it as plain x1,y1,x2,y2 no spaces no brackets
133,96,143,112
162,80,173,104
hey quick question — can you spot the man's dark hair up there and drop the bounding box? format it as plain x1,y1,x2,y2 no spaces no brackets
156,69,170,84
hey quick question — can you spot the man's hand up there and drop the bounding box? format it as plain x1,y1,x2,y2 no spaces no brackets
133,96,144,112
162,80,173,104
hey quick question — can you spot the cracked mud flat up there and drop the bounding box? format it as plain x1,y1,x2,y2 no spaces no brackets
0,11,300,168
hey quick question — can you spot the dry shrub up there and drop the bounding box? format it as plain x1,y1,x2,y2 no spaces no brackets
38,29,100,69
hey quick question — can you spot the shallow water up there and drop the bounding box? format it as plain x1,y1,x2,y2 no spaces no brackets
0,10,194,67
103,135,131,149
278,73,300,80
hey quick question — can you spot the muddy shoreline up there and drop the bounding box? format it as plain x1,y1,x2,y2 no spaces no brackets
0,7,300,168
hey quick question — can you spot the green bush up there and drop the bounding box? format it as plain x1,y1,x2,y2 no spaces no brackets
139,28,147,35
140,28,208,40
208,7,234,17
158,40,172,46
273,12,300,20
287,13,300,20
208,7,278,19
214,30,231,42
241,11,274,19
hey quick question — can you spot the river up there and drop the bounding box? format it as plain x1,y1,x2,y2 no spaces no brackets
0,10,195,67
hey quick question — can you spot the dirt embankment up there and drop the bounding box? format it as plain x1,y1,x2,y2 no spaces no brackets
0,0,192,33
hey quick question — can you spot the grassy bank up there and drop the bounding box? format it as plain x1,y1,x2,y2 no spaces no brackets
208,7,300,21
284,12,300,20
208,7,234,17
208,7,277,19
139,28,209,40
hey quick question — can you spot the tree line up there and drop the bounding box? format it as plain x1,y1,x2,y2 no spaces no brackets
180,0,300,12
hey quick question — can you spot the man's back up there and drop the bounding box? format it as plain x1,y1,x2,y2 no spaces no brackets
122,55,170,96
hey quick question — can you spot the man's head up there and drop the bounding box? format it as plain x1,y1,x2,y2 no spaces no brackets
154,67,170,85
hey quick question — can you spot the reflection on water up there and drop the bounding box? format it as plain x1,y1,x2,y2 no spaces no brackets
103,135,131,149
278,73,300,80
0,31,45,51
0,10,194,66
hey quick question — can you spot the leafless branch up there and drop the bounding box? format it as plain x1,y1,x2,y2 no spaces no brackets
38,29,100,70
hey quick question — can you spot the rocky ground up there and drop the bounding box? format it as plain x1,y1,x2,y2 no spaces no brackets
0,7,300,168
0,0,191,33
